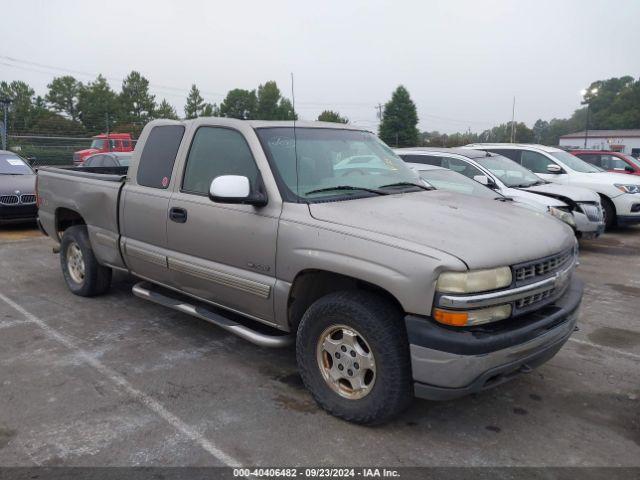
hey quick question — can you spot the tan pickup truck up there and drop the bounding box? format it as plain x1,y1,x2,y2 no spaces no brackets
37,118,583,424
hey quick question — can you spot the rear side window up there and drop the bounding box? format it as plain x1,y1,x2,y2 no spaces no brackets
137,125,185,189
400,154,442,166
489,149,521,162
182,127,259,195
576,153,600,166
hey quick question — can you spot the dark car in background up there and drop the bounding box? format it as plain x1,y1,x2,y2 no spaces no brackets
0,150,38,225
570,150,640,176
83,152,132,168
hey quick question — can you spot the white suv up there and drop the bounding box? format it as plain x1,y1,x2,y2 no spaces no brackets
467,143,640,229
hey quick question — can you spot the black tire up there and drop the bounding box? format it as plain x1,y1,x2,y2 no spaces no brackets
60,225,112,296
600,195,616,230
296,290,412,425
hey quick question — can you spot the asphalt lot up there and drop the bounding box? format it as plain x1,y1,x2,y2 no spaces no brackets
0,223,638,467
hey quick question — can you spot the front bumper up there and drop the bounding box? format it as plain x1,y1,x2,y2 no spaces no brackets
0,204,38,224
406,276,583,400
572,210,604,238
612,193,640,224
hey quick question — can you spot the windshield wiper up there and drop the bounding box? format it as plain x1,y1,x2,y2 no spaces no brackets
304,185,389,196
378,181,434,191
494,196,513,202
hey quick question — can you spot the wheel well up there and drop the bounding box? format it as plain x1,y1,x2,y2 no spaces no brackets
287,270,404,332
56,208,86,236
598,194,615,211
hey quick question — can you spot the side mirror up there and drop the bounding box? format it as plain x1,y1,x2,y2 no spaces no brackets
474,174,497,189
547,164,563,174
473,175,489,185
625,166,635,173
209,175,267,207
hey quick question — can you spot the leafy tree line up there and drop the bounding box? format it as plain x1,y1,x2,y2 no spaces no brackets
421,75,640,147
0,72,299,138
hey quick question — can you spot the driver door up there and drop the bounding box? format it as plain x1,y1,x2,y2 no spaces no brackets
166,126,279,324
520,151,569,184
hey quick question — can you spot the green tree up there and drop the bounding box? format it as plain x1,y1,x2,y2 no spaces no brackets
184,84,205,119
45,76,83,122
255,81,297,120
120,71,156,124
219,89,256,119
201,102,220,117
256,81,281,120
154,99,179,120
378,85,419,147
317,110,348,123
77,75,120,134
0,80,39,133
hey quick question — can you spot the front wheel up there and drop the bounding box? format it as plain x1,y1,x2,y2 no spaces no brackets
600,196,616,230
296,291,412,425
60,225,112,296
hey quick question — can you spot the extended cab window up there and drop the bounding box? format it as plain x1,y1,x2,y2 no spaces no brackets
182,127,259,195
137,125,185,189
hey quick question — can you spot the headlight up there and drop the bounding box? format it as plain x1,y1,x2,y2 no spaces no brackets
548,206,576,227
436,267,512,294
433,304,512,327
614,184,640,194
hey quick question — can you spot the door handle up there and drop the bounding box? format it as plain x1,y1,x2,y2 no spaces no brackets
169,207,188,223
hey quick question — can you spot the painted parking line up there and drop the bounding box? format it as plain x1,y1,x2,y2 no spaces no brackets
569,337,640,361
0,291,242,467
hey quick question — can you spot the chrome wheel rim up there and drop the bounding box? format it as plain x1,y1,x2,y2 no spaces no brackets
316,324,376,400
66,242,85,284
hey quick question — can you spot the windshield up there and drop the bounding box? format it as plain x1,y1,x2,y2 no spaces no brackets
118,155,132,167
90,139,106,149
0,154,33,175
623,154,640,169
256,128,422,201
474,154,542,187
417,168,497,199
549,150,601,173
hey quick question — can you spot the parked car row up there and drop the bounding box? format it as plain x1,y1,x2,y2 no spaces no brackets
395,147,605,238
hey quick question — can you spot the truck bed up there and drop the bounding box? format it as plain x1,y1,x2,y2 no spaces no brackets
37,166,128,269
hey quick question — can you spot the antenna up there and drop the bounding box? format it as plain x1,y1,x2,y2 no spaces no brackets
291,72,300,200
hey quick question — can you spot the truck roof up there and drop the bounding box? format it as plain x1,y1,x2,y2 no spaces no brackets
151,117,371,132
395,147,492,159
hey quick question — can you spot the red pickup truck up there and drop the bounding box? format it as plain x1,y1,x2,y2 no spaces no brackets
570,150,640,176
73,133,134,165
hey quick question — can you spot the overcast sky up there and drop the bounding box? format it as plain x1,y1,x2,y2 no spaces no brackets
1,0,639,134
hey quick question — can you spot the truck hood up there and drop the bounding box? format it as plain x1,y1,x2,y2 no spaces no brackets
308,191,575,270
0,174,36,195
520,183,600,203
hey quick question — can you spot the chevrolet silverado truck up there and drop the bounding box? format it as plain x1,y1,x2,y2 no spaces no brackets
37,119,583,424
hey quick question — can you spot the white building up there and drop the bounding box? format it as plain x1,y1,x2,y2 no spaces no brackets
559,129,640,157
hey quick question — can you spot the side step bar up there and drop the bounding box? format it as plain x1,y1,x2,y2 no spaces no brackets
132,281,294,348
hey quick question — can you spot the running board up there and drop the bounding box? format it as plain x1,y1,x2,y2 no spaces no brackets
132,281,294,348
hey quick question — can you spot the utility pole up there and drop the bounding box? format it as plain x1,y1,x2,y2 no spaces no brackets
105,112,110,136
0,98,11,151
375,103,383,120
510,96,516,143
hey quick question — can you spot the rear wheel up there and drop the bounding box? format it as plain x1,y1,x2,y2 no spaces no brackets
600,195,616,230
60,225,112,296
296,290,412,425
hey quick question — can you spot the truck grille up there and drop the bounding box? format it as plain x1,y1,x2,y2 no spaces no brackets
514,248,574,283
579,203,603,222
0,195,19,205
516,288,555,309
